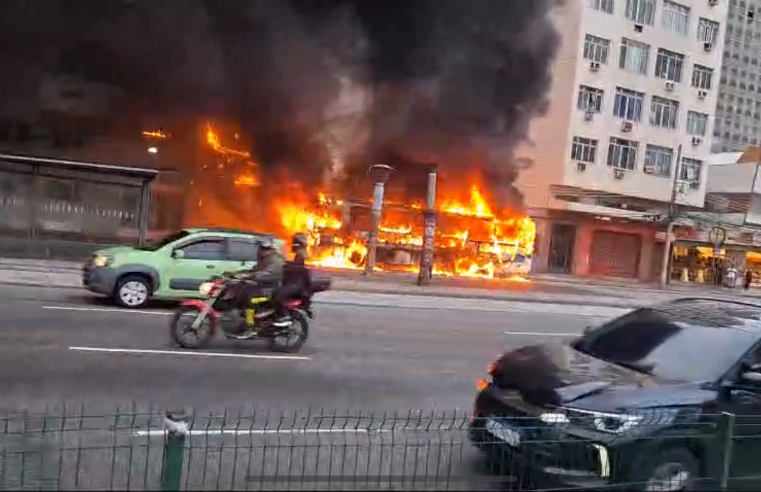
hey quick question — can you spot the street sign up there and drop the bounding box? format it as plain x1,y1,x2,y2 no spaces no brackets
708,226,727,247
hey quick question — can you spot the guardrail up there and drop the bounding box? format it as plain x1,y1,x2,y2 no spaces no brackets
0,407,752,490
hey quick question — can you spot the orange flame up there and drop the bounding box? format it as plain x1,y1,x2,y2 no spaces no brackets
142,130,168,140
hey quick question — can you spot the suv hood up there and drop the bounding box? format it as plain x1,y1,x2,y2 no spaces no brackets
491,342,715,412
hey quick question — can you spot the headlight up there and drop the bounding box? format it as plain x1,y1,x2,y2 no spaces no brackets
92,255,112,267
199,282,215,296
541,409,676,434
592,413,643,433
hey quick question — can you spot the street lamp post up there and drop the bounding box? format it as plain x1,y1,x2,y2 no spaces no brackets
417,165,438,285
364,164,394,276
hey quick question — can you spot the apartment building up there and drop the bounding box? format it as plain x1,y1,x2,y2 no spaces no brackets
519,0,728,280
713,0,761,151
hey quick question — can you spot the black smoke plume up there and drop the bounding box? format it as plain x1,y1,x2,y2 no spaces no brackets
0,0,562,212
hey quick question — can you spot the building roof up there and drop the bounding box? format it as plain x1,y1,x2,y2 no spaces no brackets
0,153,159,180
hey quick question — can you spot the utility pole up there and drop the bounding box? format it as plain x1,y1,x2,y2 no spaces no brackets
417,165,438,285
658,144,683,289
364,164,394,276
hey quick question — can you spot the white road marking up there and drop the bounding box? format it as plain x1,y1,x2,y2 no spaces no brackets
69,346,311,361
134,428,388,437
503,331,578,337
43,305,172,315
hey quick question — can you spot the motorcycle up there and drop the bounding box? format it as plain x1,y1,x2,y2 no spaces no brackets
169,272,331,353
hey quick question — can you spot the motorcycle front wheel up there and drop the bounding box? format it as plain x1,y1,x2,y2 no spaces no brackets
170,306,215,349
267,309,309,353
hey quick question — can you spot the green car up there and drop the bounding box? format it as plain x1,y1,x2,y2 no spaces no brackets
82,228,285,308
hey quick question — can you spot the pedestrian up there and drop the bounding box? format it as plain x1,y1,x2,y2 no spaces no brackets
745,268,754,290
726,263,738,288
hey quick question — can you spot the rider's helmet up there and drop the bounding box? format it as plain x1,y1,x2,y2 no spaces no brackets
258,237,275,261
291,233,308,252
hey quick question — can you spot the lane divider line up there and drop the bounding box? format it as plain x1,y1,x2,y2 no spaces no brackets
43,306,172,315
503,331,578,337
68,346,312,361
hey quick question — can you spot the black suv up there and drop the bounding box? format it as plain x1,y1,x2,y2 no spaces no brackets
469,298,761,491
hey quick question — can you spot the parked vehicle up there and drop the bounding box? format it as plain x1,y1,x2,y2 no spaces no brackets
469,298,761,491
169,271,331,353
82,228,285,308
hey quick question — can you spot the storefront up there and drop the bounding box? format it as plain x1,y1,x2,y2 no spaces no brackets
670,226,755,285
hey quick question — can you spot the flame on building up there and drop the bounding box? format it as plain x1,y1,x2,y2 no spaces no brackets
155,124,536,280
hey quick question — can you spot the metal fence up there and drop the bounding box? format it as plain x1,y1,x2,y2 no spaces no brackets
0,406,754,491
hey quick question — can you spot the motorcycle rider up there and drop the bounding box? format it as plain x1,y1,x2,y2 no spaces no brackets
238,237,285,334
272,233,312,327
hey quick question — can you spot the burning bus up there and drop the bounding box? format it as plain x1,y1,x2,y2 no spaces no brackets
148,124,537,280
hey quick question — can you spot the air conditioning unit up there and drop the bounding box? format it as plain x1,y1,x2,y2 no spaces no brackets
614,169,625,180
643,164,654,174
577,162,587,172
703,42,714,52
708,0,718,5
590,61,601,72
698,90,708,99
691,136,703,146
665,81,675,91
584,110,595,121
689,181,700,189
621,120,633,132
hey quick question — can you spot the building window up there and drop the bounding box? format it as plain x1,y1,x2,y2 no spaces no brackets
583,34,611,64
571,137,599,163
590,0,614,13
679,157,702,183
619,38,650,74
626,0,656,25
577,85,604,112
608,138,639,170
655,48,685,82
650,96,679,129
662,1,690,35
686,111,709,136
613,87,645,121
691,65,714,90
697,18,720,45
644,145,674,177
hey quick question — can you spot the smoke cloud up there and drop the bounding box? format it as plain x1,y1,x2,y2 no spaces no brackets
0,0,563,212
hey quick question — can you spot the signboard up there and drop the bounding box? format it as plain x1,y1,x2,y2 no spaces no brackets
708,226,727,247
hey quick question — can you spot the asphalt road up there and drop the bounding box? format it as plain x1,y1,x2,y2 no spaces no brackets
0,284,625,490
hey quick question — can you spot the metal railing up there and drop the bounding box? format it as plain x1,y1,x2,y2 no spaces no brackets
0,406,754,490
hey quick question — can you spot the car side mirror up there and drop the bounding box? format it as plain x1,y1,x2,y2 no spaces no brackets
172,249,185,259
583,326,593,335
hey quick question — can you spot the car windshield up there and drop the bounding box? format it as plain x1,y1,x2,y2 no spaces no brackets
137,230,191,251
573,307,757,382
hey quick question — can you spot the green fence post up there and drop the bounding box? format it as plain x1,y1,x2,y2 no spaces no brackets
718,412,735,491
161,412,189,491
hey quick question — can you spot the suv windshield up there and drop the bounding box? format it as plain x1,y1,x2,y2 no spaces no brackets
573,307,757,382
137,230,191,251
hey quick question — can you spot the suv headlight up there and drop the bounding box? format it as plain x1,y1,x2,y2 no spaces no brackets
541,409,677,434
92,255,112,267
592,413,643,433
199,282,215,296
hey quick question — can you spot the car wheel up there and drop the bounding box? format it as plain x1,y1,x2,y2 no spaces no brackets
114,275,151,309
634,447,699,491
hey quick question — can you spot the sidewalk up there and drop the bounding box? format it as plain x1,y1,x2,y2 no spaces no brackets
0,257,757,309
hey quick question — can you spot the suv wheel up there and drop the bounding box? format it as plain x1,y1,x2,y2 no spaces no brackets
115,275,151,308
636,447,699,491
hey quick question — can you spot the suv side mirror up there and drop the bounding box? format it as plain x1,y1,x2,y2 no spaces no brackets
172,249,185,259
738,362,761,385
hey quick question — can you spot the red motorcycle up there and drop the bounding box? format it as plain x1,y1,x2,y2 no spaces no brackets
169,273,330,353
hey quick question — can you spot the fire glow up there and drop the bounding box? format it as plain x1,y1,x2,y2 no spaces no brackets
179,124,536,280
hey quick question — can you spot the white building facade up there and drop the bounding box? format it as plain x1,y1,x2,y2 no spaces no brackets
712,0,761,152
519,0,728,280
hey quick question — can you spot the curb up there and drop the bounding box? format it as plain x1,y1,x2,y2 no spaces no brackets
0,279,641,309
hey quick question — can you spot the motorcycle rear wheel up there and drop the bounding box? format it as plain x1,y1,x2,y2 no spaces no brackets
170,306,214,349
267,309,309,353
